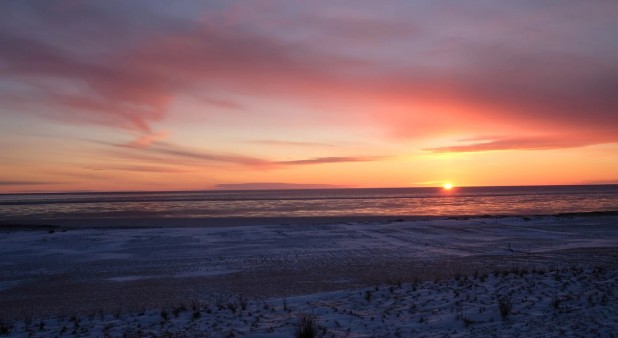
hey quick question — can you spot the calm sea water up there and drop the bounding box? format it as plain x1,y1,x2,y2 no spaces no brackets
1,185,617,224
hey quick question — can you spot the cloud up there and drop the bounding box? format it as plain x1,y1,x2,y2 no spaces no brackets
580,179,618,185
0,3,363,135
441,48,618,132
291,11,416,44
124,131,169,149
424,135,610,153
114,141,272,167
248,139,333,147
0,29,168,132
1,1,618,146
0,180,53,186
85,165,185,173
276,156,383,165
109,140,378,168
200,97,245,110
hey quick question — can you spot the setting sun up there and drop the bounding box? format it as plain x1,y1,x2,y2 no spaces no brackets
443,183,454,190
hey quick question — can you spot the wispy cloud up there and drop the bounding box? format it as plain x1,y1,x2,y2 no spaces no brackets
85,165,186,173
0,3,358,135
109,141,379,168
276,156,384,165
248,139,333,147
116,142,272,167
424,135,608,153
124,132,170,149
0,180,54,186
84,138,266,170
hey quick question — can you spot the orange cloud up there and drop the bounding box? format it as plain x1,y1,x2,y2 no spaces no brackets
107,141,380,170
248,140,334,147
0,180,54,186
276,156,385,165
124,131,170,149
424,134,613,153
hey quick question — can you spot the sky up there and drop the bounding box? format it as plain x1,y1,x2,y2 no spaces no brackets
1,0,617,193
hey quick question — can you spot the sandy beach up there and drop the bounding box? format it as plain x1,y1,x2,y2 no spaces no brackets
1,213,617,336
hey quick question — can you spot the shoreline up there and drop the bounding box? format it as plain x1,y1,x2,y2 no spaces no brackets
2,210,618,230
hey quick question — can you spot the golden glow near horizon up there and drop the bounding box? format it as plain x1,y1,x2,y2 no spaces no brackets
443,183,454,190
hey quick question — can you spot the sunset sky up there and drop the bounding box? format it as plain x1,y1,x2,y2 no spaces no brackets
1,1,617,193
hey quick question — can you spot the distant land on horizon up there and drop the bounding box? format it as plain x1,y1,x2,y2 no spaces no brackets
212,183,348,190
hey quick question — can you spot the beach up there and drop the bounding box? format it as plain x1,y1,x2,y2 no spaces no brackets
1,213,617,336
3,0,618,335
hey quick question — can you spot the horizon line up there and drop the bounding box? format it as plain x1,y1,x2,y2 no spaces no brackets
1,183,617,196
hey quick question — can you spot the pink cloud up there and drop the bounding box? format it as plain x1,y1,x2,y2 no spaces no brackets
424,134,612,153
276,156,384,165
0,33,170,133
1,1,618,151
124,131,169,149
1,17,358,134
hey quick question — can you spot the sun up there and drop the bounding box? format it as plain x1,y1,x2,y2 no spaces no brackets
443,182,453,190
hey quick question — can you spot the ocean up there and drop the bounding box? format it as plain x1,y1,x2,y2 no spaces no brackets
1,185,617,226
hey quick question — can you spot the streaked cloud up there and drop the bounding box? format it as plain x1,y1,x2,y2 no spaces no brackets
0,180,54,186
276,156,384,165
116,141,272,168
111,141,380,169
424,135,611,153
124,132,169,149
85,165,186,173
248,140,333,147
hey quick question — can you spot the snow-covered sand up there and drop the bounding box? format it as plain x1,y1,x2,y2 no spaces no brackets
3,266,617,337
1,214,617,336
